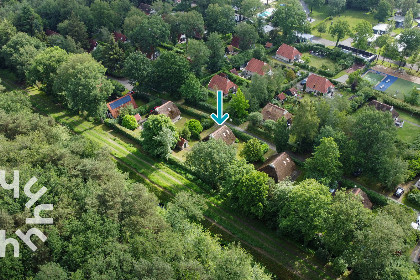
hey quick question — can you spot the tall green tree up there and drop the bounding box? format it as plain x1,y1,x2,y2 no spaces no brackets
353,20,373,50
92,40,125,75
272,2,310,43
1,32,45,80
240,138,268,163
404,9,414,28
129,15,170,53
234,22,259,50
27,47,69,95
273,117,290,153
329,19,351,46
123,51,152,92
237,170,271,218
277,179,332,244
180,74,207,104
306,0,324,12
53,53,114,117
186,139,236,188
57,13,89,49
328,0,346,15
14,2,43,36
305,137,343,186
375,0,393,22
206,32,225,72
186,39,210,76
230,88,250,121
141,114,178,159
152,51,190,98
398,28,420,66
239,0,264,18
290,99,320,152
0,20,16,49
205,4,235,34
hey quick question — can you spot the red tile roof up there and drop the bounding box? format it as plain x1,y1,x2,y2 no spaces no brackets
276,44,302,61
245,58,271,76
106,93,138,119
230,68,239,75
265,42,273,48
208,74,238,95
45,29,59,36
306,74,334,94
277,93,286,100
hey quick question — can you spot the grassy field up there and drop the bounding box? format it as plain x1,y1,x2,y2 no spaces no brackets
0,73,335,280
310,7,378,42
302,52,336,71
385,78,420,100
363,72,384,86
397,110,420,142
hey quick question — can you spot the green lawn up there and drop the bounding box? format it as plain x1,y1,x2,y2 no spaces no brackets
310,7,378,42
385,78,420,100
397,122,420,142
302,52,336,71
363,72,384,86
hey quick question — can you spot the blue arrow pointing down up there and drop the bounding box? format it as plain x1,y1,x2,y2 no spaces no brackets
211,90,229,125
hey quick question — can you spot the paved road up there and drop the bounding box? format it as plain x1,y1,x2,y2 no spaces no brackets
108,76,133,91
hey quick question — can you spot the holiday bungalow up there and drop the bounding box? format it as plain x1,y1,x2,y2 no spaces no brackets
203,125,236,145
242,58,272,78
261,103,293,125
106,93,138,119
305,74,334,95
275,44,302,63
258,152,299,183
153,101,181,122
208,74,238,96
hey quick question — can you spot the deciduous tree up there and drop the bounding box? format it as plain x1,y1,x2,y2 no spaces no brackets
329,19,351,46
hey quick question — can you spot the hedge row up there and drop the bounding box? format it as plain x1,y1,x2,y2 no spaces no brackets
374,91,420,117
104,119,142,145
178,104,210,119
230,127,254,142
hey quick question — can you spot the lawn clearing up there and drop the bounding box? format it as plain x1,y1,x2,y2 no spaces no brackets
310,7,378,42
302,52,336,71
397,122,420,142
385,78,420,100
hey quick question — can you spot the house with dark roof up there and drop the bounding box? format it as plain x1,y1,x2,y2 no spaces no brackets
231,36,240,49
275,44,302,63
348,188,373,209
106,93,138,119
285,87,298,96
305,74,334,95
45,29,59,36
368,100,403,126
113,32,127,42
261,103,293,124
258,152,299,183
242,58,272,78
153,101,181,122
208,74,238,96
203,125,236,145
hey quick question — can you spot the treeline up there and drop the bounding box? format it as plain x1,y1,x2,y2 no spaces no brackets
182,136,419,279
0,91,272,280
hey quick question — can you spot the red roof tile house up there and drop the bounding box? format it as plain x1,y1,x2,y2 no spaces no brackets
208,74,238,96
261,103,293,125
113,32,127,42
275,44,302,63
258,152,299,183
305,74,334,95
106,93,138,119
242,58,272,78
153,101,181,122
176,137,189,150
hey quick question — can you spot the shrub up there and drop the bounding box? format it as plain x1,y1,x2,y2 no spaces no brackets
121,115,138,130
240,138,268,162
407,189,420,208
201,118,214,130
186,119,203,140
248,112,263,127
180,126,191,140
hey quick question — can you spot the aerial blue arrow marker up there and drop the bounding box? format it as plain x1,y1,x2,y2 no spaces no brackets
211,90,229,125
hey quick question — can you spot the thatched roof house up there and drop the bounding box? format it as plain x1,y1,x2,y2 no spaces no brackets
261,103,293,123
203,125,236,145
258,152,299,183
154,101,181,122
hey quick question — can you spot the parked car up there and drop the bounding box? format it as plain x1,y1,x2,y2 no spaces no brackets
300,79,307,85
394,187,404,198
